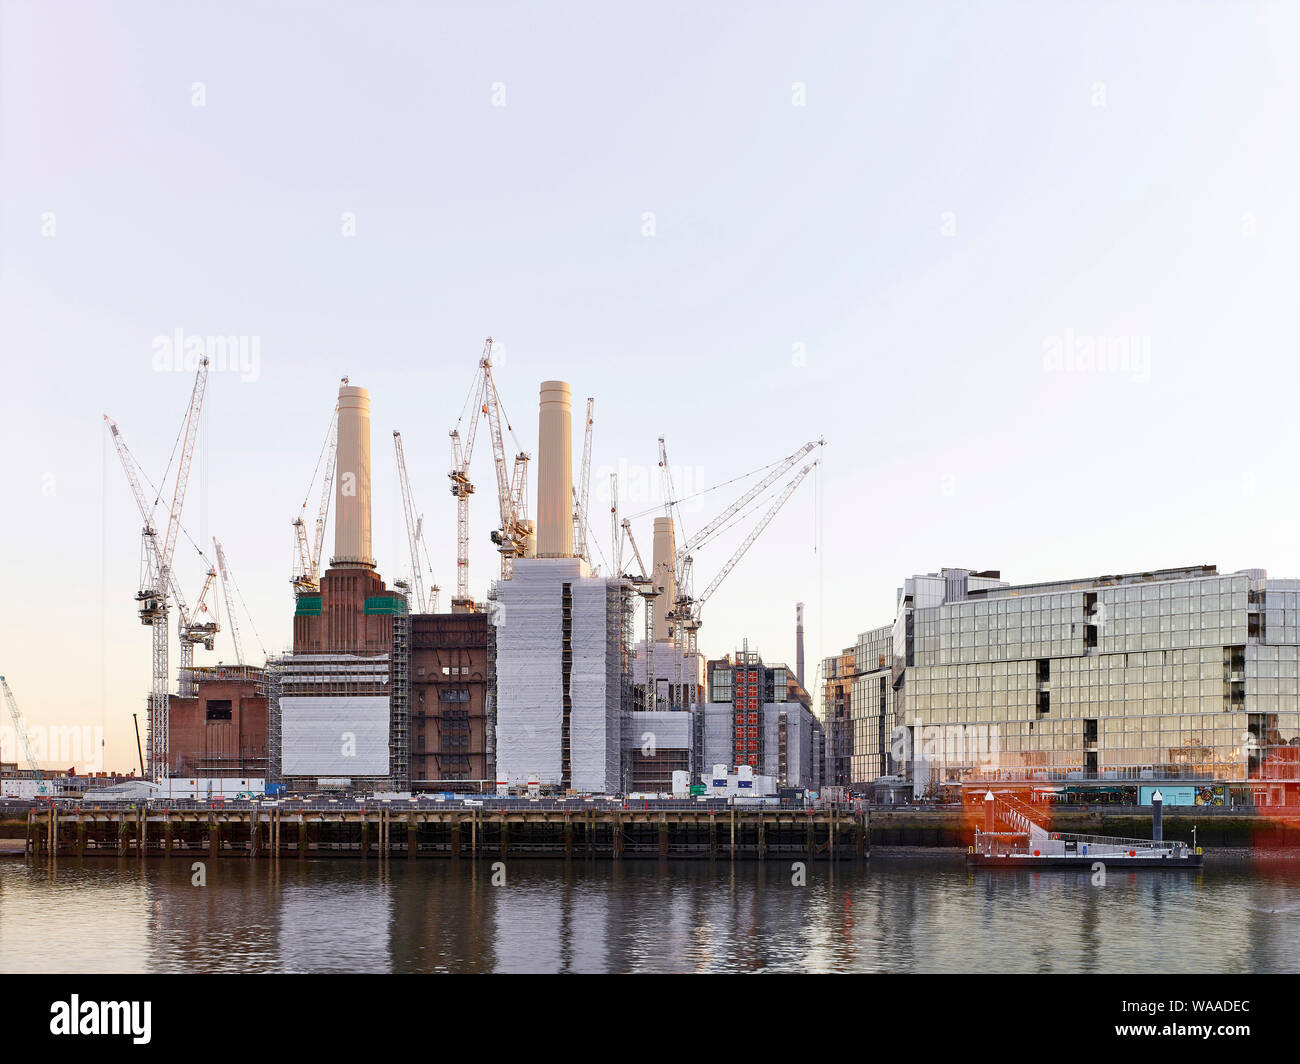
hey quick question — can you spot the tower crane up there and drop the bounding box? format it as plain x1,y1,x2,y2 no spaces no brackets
671,438,823,579
292,397,339,596
673,460,818,670
449,343,491,608
1,674,46,796
621,519,661,713
572,398,594,566
394,430,440,613
480,354,532,581
213,537,268,665
213,537,245,666
106,418,218,696
105,356,209,780
450,339,533,608
610,473,622,577
179,565,219,695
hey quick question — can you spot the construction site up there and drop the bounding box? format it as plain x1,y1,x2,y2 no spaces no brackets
3,339,828,817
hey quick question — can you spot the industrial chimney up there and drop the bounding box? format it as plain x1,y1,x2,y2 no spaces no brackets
536,380,574,557
796,601,805,689
652,516,676,642
333,383,374,568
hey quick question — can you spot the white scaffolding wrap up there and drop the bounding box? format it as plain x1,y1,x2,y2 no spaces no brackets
281,695,391,777
570,578,619,793
495,557,625,792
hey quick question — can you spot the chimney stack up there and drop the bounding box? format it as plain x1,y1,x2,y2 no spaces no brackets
796,601,805,689
652,516,676,642
333,383,374,568
536,381,574,557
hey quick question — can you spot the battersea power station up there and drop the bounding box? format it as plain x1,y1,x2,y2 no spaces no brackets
160,367,822,799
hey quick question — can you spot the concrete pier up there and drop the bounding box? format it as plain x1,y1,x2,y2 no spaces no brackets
16,805,870,861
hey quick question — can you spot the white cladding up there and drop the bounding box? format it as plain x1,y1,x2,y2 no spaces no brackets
281,695,390,776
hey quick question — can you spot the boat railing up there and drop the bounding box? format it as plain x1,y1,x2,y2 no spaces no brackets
973,830,1190,858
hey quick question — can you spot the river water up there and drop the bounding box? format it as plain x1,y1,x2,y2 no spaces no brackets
2,853,1299,973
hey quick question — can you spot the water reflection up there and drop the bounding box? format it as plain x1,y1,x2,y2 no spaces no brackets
3,855,1300,973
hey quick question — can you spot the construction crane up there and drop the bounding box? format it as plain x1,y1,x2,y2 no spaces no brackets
213,537,268,665
449,343,491,608
450,339,533,608
393,430,440,613
610,472,622,577
621,519,661,713
1,674,46,796
480,356,532,581
292,396,339,596
673,460,818,669
572,397,594,566
178,564,219,695
106,417,218,696
105,356,209,780
213,538,245,666
672,438,823,574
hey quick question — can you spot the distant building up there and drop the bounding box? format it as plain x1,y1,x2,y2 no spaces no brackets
831,564,1300,803
700,646,822,790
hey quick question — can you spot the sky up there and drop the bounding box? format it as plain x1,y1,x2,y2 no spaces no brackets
2,1,1299,773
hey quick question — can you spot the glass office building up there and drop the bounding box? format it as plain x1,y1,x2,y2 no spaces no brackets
829,565,1300,793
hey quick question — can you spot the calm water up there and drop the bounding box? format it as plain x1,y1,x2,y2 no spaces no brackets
3,854,1300,973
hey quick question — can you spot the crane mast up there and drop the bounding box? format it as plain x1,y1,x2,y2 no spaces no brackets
105,356,209,781
449,341,492,608
178,565,219,695
621,519,660,713
293,399,339,595
573,398,594,565
213,538,245,666
1,675,45,795
610,473,622,577
451,339,533,605
394,430,439,613
678,460,817,667
481,349,532,580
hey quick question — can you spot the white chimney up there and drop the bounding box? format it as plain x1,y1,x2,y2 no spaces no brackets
536,380,573,557
652,516,676,642
333,383,374,568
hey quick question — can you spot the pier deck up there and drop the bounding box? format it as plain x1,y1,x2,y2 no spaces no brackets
19,804,869,861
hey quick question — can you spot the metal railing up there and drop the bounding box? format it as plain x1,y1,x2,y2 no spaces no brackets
972,829,1191,859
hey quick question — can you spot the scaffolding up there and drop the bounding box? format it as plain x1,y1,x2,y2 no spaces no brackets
277,652,394,789
264,656,283,784
485,586,498,784
390,609,410,791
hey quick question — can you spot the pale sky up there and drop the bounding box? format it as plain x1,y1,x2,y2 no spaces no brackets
3,1,1299,772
